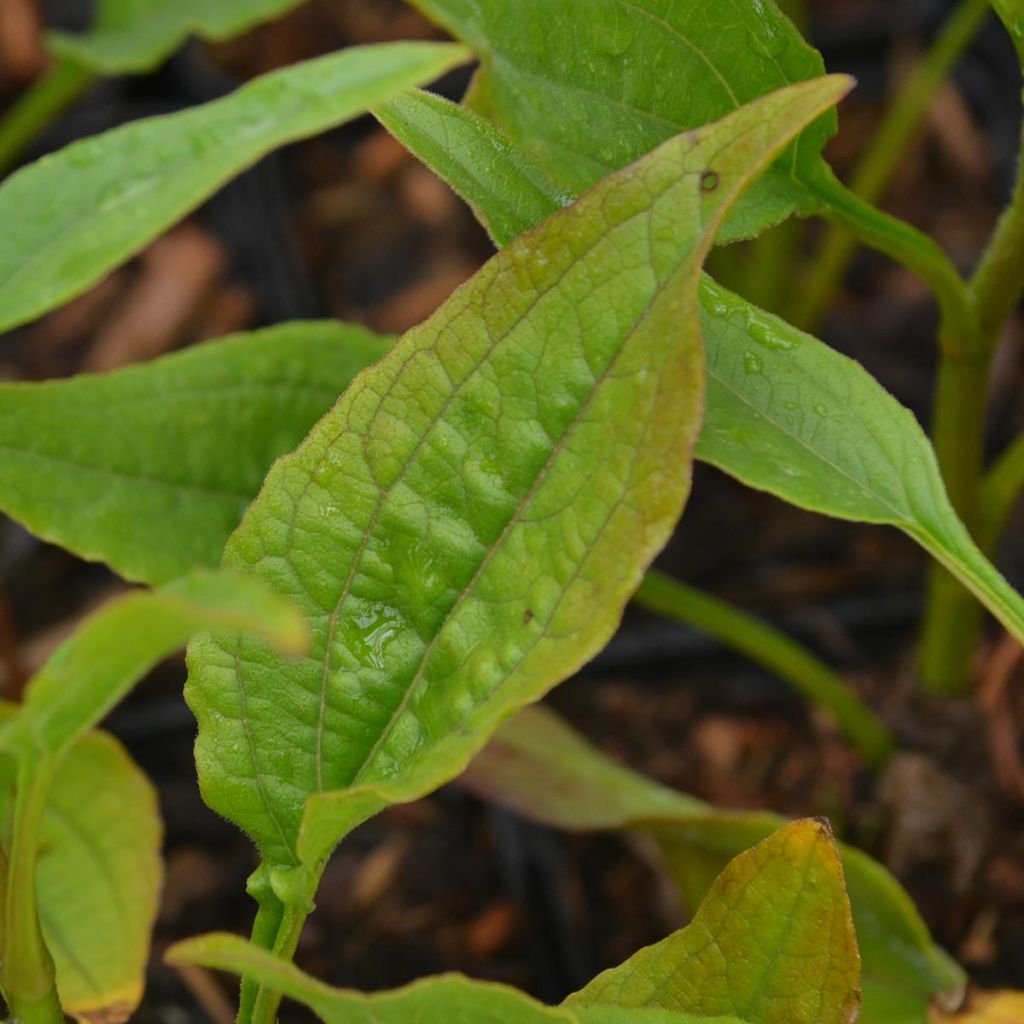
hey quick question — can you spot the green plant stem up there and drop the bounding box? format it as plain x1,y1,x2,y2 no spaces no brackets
795,0,990,331
245,905,309,1024
0,57,93,176
918,352,992,694
634,570,893,766
806,168,981,354
918,111,1024,694
2,758,63,1024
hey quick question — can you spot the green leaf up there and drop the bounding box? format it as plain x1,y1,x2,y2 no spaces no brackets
566,819,860,1024
0,321,390,585
169,934,575,1023
186,79,850,891
410,0,834,243
409,0,976,349
0,41,468,333
0,706,161,1024
168,933,754,1024
694,276,1024,649
49,1,312,75
374,89,575,249
379,89,1024,658
464,705,965,1024
0,568,307,763
577,1013,749,1024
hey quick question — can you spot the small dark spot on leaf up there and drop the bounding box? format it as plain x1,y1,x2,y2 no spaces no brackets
700,170,719,192
523,609,534,625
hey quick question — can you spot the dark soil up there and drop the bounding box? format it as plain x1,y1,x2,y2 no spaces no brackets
3,0,1024,1017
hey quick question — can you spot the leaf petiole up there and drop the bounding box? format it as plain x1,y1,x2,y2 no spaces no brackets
2,755,63,1024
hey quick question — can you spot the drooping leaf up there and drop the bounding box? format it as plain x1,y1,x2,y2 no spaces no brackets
49,0,313,75
409,0,834,243
168,932,754,1024
694,276,1024,647
378,89,1024,654
186,79,851,896
168,934,575,1023
0,569,306,764
464,705,964,1024
0,41,468,333
0,706,161,1024
566,819,860,1024
0,322,390,585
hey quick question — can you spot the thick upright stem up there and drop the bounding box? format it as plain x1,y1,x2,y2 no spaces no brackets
245,906,308,1024
918,108,1024,694
0,57,93,176
3,760,63,1024
918,352,992,694
795,0,991,331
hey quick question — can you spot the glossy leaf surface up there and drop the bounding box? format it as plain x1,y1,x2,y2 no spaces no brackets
694,277,1024,646
567,820,860,1024
0,42,467,333
0,322,389,584
375,89,575,249
465,705,963,1024
410,0,833,242
380,89,1024,652
49,0,311,74
186,79,849,879
0,708,161,1023
0,569,306,763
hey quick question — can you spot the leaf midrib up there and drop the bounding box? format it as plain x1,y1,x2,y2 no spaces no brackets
703,359,913,527
295,211,630,795
349,225,696,788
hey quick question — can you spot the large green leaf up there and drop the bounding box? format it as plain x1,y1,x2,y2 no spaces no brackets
168,933,751,1024
464,705,964,1024
378,88,1024,654
409,0,833,243
693,276,1024,645
186,79,849,901
49,1,312,75
0,707,161,1024
0,41,468,333
408,0,976,347
0,322,389,585
0,569,306,763
567,819,859,1024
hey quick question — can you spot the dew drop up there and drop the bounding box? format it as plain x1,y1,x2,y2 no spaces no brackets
743,352,763,374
